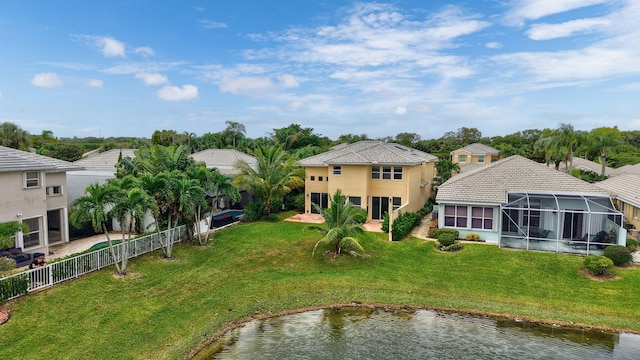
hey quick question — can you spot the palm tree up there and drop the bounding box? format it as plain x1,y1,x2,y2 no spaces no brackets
234,144,304,215
109,186,157,275
586,127,620,176
69,182,124,274
224,121,246,148
434,159,460,185
166,172,206,254
305,190,366,257
552,123,587,174
133,144,194,175
0,122,31,150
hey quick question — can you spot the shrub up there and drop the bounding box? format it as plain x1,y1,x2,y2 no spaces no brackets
438,242,463,252
428,228,459,239
437,233,456,247
465,234,480,241
626,238,638,253
381,213,389,233
0,273,29,302
269,197,284,213
0,257,16,273
603,245,633,266
390,212,422,241
290,193,305,211
243,201,265,222
584,255,613,276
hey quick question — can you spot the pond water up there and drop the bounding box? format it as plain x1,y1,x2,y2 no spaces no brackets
195,307,640,360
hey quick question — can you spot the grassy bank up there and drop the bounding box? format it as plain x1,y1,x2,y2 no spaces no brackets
1,213,639,359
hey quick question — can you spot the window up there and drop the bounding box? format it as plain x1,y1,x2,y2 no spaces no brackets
372,166,380,179
25,171,41,188
318,176,323,181
46,185,63,196
348,196,361,207
634,207,639,220
393,166,403,180
333,166,342,175
477,155,485,164
392,197,402,210
458,155,467,164
471,207,493,230
23,217,41,248
382,166,392,180
310,176,315,181
444,205,467,228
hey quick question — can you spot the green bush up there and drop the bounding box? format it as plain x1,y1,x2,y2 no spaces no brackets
418,202,434,217
0,273,29,302
390,212,422,241
438,242,463,252
381,213,390,233
269,197,284,214
243,201,265,222
0,257,16,273
584,255,613,276
626,238,638,253
290,193,305,211
428,228,459,239
437,233,456,247
603,245,633,266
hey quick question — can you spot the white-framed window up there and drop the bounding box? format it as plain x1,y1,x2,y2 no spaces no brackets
392,197,402,210
46,185,63,196
318,176,323,181
444,205,467,227
458,155,467,164
372,166,380,179
310,176,315,181
348,196,361,207
477,155,485,163
471,207,494,230
393,166,403,180
333,166,342,175
23,217,41,248
382,166,392,180
24,171,41,189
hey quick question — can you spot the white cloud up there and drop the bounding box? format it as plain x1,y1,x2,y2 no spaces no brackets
135,72,169,85
96,36,126,57
135,46,155,57
505,0,609,25
86,79,103,88
199,20,228,29
31,73,63,88
394,106,407,115
157,85,199,101
526,17,610,40
220,74,299,95
486,42,502,49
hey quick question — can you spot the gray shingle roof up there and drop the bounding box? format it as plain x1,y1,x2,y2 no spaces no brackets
0,146,84,173
450,143,499,155
190,149,257,175
595,174,640,208
436,155,609,204
298,141,438,166
73,149,136,169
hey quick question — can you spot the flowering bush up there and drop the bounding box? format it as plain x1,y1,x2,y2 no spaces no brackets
604,245,633,266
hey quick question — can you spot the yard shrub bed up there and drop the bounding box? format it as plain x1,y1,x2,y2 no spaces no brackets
604,245,633,266
428,228,459,239
584,255,613,276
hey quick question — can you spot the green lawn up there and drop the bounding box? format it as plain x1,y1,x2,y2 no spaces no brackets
1,212,639,359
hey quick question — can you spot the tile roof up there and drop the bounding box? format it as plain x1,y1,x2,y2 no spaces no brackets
617,163,640,175
595,173,640,208
190,149,257,175
298,140,438,166
73,149,136,169
436,155,609,204
450,143,500,155
557,157,621,176
0,146,84,173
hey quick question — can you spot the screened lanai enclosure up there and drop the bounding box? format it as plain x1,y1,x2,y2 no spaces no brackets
500,192,626,255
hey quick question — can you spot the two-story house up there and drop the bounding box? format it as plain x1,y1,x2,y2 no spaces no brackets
596,174,640,238
298,141,438,221
450,143,500,174
0,146,83,255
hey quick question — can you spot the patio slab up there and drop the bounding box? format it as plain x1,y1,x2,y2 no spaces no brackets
49,233,125,260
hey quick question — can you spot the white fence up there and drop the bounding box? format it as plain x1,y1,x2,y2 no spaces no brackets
0,226,187,301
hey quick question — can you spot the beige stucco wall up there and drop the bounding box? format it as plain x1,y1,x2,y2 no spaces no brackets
304,162,436,219
453,151,499,167
617,199,640,235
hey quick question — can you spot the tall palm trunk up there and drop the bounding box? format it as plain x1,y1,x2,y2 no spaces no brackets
102,222,122,275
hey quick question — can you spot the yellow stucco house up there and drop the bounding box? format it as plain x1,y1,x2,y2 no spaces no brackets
451,143,500,173
596,173,640,239
297,141,438,221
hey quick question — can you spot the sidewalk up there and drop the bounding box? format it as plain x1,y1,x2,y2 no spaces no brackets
48,233,124,260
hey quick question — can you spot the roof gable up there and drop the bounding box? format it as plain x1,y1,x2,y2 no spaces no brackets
74,149,136,169
436,155,609,204
451,143,499,156
190,149,257,175
595,173,640,208
0,146,84,173
298,141,437,166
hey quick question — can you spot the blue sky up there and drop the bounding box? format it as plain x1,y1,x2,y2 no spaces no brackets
1,0,639,140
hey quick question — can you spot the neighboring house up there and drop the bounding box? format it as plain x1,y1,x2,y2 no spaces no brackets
298,141,438,221
191,148,258,209
436,155,626,255
557,157,621,176
595,174,640,237
617,163,640,175
68,149,136,204
0,146,84,255
450,143,500,174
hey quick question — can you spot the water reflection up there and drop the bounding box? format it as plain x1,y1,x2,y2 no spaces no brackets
195,307,640,359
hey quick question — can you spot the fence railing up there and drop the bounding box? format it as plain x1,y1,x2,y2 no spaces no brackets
0,226,187,301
